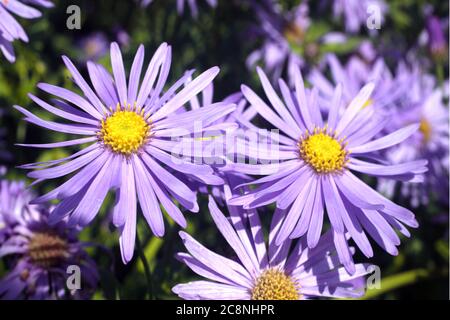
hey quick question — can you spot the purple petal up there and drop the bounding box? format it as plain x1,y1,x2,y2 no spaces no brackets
110,42,128,105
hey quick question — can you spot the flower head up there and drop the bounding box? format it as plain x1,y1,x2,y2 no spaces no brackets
16,42,236,263
0,178,98,300
378,74,449,207
309,54,412,114
247,1,307,80
247,1,345,83
173,196,374,300
0,0,53,63
228,66,426,273
77,32,109,62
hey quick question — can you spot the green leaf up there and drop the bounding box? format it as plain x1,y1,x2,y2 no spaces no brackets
320,37,362,55
137,236,163,274
358,269,431,300
435,240,449,262
304,22,331,43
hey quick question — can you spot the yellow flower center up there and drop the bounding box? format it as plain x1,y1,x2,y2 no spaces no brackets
252,268,299,300
28,232,68,269
299,128,348,174
284,22,305,44
419,118,432,143
100,107,150,155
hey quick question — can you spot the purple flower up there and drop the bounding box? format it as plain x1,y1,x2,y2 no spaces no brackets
0,178,98,300
114,27,130,49
177,0,217,18
0,0,53,63
378,75,449,207
0,179,33,243
227,66,427,273
309,54,411,114
247,1,345,83
246,1,308,82
15,42,236,263
173,196,374,300
425,15,448,62
77,32,109,62
329,0,387,33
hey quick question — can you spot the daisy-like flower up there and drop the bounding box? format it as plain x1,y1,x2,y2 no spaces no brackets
77,32,109,63
327,0,388,33
173,196,374,300
378,75,449,207
228,66,427,273
15,42,236,263
0,0,53,63
0,179,31,243
177,0,217,18
309,54,411,113
247,1,345,83
0,178,98,300
246,1,307,82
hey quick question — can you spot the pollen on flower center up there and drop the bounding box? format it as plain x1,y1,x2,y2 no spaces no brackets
299,127,348,174
284,22,305,44
252,268,299,300
100,107,150,155
28,232,68,269
419,118,431,143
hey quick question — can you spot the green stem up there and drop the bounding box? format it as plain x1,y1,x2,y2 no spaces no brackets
136,233,154,300
436,61,444,87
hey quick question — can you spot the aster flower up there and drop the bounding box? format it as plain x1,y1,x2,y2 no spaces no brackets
77,32,109,62
0,179,32,243
0,179,98,300
309,54,412,113
177,0,217,18
328,0,388,33
378,75,449,207
247,1,345,83
0,0,53,63
228,66,427,273
246,1,307,82
173,196,374,300
15,42,236,263
114,27,130,49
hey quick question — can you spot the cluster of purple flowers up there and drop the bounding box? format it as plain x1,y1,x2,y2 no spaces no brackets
0,0,448,300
